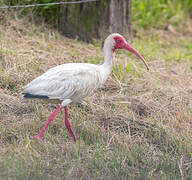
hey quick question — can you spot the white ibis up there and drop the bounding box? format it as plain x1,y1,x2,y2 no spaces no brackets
22,33,149,142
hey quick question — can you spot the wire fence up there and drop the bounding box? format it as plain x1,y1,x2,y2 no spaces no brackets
0,0,98,9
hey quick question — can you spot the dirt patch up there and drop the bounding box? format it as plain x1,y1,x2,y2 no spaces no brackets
128,89,192,120
99,115,155,136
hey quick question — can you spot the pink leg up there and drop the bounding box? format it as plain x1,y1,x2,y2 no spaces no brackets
64,107,76,142
31,105,63,141
31,106,76,142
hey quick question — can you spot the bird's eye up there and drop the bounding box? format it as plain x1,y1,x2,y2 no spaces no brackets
117,38,120,43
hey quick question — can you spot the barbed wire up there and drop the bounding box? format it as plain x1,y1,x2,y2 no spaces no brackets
0,0,98,9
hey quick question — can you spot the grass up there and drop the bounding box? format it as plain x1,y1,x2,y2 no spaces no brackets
0,15,192,179
132,0,192,29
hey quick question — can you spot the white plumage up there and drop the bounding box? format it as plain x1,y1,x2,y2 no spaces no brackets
23,63,108,103
22,33,149,142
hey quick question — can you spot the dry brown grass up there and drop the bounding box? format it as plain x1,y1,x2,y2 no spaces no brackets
0,14,192,179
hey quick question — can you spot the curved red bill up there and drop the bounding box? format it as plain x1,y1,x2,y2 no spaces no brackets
123,43,149,70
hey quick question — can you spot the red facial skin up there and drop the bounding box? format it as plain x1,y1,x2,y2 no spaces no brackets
114,36,126,49
113,36,149,70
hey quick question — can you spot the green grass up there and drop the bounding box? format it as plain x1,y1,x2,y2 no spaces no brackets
132,0,192,28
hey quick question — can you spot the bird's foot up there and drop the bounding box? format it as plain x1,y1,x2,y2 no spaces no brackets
30,135,42,142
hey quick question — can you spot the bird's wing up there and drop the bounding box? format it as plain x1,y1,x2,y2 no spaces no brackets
22,63,102,101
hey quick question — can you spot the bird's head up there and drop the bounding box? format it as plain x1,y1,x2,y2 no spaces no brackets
104,33,149,70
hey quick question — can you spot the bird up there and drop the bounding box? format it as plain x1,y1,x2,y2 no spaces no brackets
22,33,149,142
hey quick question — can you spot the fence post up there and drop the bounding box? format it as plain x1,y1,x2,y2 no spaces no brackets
59,0,131,41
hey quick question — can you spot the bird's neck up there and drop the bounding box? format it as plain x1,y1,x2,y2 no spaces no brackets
102,46,114,72
99,41,115,85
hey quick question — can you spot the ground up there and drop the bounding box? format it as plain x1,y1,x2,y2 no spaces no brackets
0,16,192,179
